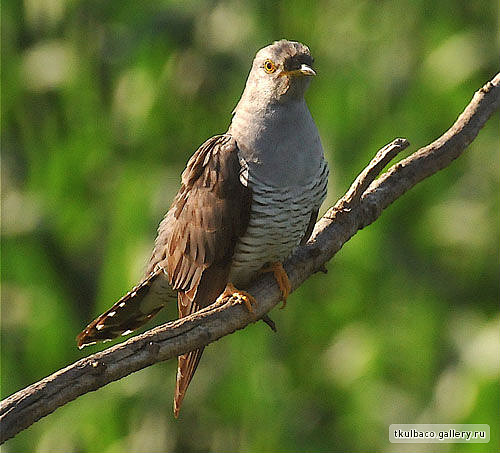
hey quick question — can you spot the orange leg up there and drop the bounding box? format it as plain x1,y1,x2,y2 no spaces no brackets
219,282,257,312
260,262,292,309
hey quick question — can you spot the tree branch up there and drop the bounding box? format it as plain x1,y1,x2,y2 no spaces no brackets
2,73,499,444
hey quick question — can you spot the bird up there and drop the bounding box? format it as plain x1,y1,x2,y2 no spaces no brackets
76,39,329,418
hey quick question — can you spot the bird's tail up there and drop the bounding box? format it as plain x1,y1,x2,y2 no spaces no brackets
76,268,176,349
173,291,208,417
174,347,205,418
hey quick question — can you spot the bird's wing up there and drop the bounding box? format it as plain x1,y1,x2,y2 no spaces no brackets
77,134,251,357
150,134,252,417
151,133,251,301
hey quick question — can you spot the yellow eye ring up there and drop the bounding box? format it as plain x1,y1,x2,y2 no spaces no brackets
263,59,276,73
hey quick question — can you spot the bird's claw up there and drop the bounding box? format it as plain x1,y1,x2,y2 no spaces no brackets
260,261,292,308
219,282,256,312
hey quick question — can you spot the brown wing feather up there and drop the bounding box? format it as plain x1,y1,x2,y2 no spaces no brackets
148,135,251,295
151,134,251,417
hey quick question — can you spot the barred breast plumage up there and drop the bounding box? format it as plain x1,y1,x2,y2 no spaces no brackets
229,158,328,287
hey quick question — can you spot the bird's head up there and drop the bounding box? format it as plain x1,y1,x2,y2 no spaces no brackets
243,40,316,105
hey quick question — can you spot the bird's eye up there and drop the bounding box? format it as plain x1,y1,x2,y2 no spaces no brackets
263,59,276,73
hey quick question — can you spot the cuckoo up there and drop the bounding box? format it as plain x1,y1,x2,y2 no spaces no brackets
77,39,329,417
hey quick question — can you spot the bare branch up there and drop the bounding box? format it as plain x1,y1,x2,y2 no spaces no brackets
1,72,499,444
336,137,410,209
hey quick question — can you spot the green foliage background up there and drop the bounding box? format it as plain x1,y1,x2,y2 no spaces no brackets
2,0,499,452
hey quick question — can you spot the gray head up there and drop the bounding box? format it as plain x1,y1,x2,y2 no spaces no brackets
235,40,316,111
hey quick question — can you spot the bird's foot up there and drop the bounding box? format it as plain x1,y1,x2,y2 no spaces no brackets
219,282,256,312
260,261,291,309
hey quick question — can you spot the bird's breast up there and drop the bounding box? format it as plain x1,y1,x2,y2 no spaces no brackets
229,157,328,287
230,100,325,186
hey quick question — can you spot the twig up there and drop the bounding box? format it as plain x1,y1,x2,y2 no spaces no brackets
335,137,410,209
1,72,499,444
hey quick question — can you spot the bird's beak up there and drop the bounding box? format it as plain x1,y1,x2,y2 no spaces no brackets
281,64,317,78
298,64,316,77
